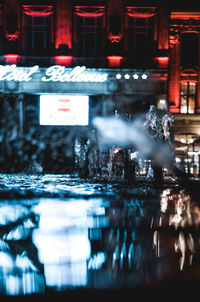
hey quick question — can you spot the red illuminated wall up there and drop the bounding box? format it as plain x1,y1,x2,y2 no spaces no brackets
158,1,169,50
168,38,180,113
55,0,72,51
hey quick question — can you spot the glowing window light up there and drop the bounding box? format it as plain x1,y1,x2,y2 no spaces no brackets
40,94,89,126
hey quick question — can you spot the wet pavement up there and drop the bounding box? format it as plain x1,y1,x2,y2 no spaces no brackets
0,174,200,298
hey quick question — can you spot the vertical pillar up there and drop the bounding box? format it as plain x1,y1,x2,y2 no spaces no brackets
158,1,169,50
107,0,123,33
55,0,72,52
168,31,180,113
197,66,200,113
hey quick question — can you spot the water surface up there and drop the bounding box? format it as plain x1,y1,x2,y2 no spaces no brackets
0,174,199,297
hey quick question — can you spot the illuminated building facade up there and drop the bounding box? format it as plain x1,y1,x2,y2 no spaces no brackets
168,6,200,175
0,0,199,174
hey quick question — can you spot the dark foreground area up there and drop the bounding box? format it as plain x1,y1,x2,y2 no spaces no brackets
0,174,200,298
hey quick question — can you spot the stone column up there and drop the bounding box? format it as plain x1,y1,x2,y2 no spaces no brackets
55,0,72,52
158,1,169,50
168,29,181,113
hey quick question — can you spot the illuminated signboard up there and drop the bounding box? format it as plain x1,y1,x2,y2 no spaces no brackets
0,65,108,83
39,95,89,126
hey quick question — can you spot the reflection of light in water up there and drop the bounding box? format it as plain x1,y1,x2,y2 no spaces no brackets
0,204,30,225
88,252,106,270
32,198,106,289
0,252,13,270
0,201,45,295
34,231,90,288
0,251,45,295
175,232,185,271
5,218,35,240
153,230,160,258
160,195,168,213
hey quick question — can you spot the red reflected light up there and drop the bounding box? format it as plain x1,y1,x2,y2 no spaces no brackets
107,56,123,67
54,56,73,66
156,56,169,67
4,54,19,65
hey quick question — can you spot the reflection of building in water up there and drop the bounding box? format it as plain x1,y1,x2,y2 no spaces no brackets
0,203,45,295
1,188,200,293
33,199,92,289
153,188,200,272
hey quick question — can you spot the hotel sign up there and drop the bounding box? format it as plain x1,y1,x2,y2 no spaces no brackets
0,65,108,83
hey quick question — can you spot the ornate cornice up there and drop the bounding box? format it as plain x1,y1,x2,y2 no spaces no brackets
22,5,54,17
126,7,156,18
74,6,105,18
107,32,122,43
171,11,200,20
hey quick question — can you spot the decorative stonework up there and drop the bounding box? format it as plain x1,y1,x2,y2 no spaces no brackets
169,28,180,46
107,32,122,43
22,5,53,17
5,30,20,41
170,11,200,42
126,7,156,18
74,6,105,18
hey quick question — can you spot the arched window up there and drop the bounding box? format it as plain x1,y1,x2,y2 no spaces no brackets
180,82,197,114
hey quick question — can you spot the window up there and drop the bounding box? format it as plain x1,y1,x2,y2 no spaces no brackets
76,15,103,56
127,15,155,57
180,82,197,114
22,5,53,56
181,33,199,67
26,15,51,55
74,6,105,57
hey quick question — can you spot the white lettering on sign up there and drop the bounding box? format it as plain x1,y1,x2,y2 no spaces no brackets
42,65,108,83
0,65,108,83
0,65,39,82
